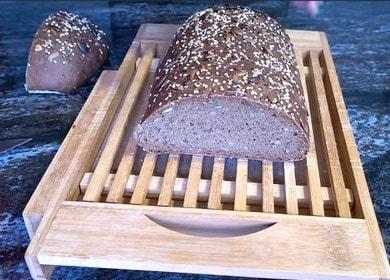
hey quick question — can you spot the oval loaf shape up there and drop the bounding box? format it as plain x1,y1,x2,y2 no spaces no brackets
26,11,109,93
136,6,309,161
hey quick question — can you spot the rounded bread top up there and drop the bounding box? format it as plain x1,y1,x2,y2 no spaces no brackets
144,6,308,136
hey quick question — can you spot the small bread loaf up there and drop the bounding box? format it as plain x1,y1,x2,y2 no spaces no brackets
25,11,108,93
136,6,309,161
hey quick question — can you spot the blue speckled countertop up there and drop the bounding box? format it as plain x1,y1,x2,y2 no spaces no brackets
1,1,389,279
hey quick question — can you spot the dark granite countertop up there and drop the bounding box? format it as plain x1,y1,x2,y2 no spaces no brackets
1,1,389,279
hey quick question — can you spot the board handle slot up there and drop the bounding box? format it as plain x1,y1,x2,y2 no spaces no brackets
145,214,276,238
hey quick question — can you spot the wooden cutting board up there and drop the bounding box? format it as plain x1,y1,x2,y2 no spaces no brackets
23,23,389,280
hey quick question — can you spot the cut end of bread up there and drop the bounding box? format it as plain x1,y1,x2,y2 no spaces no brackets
136,97,309,161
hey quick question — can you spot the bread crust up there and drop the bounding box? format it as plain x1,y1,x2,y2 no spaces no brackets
25,11,108,93
138,6,309,160
142,7,308,136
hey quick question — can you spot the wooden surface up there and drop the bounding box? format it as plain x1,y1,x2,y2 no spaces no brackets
234,159,248,211
22,45,139,235
79,171,353,209
261,162,274,213
309,51,351,218
157,155,180,206
24,24,389,279
38,202,380,280
183,156,203,208
131,152,158,204
207,157,225,209
24,46,151,279
318,32,390,278
25,70,126,279
295,49,325,216
83,47,155,202
284,162,299,215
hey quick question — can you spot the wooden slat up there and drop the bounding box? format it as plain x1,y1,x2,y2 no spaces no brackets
130,153,157,204
157,155,180,206
83,47,155,202
207,157,225,209
234,159,248,211
80,172,354,209
320,32,390,277
107,58,159,203
262,162,274,213
183,156,203,208
38,201,380,280
308,50,351,218
284,162,299,215
106,140,137,203
295,49,325,216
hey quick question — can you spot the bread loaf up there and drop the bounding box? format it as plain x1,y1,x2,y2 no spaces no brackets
136,6,309,161
25,11,108,93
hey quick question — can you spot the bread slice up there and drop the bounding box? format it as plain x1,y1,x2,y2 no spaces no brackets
136,6,309,161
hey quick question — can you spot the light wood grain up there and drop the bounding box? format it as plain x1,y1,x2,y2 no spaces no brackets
157,155,180,206
295,49,325,216
80,172,354,209
234,159,248,211
106,59,159,203
22,49,138,236
262,162,274,213
23,25,389,280
320,32,390,277
284,162,299,215
37,202,380,280
24,70,125,279
130,153,157,204
106,139,137,203
183,156,203,208
83,47,155,202
309,51,351,218
207,157,225,209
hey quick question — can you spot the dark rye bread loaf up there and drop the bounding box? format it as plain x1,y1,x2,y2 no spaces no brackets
136,6,309,161
25,11,108,93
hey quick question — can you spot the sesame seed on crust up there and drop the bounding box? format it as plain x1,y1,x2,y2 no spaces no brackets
143,6,308,135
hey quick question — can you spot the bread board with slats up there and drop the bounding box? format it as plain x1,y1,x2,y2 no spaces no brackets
23,23,389,280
